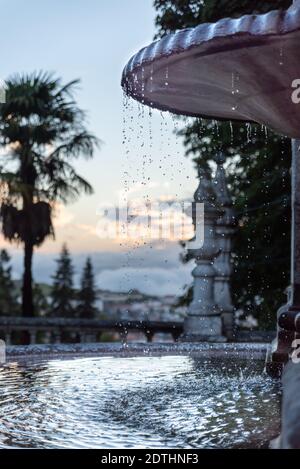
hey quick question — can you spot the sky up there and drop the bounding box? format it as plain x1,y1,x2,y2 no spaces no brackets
0,0,197,295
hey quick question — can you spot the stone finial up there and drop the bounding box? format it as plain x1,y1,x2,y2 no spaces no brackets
194,166,216,206
214,152,232,208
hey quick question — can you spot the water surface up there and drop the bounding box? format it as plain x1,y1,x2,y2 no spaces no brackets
0,355,280,448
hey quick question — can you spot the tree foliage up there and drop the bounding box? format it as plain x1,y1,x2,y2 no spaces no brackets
50,244,75,318
0,249,19,315
33,283,50,317
77,257,98,319
154,0,293,328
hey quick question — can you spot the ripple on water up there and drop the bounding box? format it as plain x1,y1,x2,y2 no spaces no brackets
0,356,281,448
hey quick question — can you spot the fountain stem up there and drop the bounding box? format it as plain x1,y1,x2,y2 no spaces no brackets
290,140,300,305
266,140,300,377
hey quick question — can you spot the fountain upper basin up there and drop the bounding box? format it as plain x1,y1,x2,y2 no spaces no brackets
122,5,300,138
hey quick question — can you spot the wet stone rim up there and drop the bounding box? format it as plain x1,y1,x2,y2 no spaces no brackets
4,342,269,361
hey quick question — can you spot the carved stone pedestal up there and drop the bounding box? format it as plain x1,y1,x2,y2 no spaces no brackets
181,167,226,343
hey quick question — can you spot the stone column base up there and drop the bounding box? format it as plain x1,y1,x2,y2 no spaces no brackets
179,333,227,343
222,311,235,341
180,315,227,342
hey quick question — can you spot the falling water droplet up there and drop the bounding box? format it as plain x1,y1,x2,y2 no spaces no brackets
141,67,146,106
165,66,169,87
231,72,239,112
229,121,234,145
246,123,252,143
150,64,154,93
279,46,284,66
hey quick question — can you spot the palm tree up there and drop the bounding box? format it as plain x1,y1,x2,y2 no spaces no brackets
0,72,99,317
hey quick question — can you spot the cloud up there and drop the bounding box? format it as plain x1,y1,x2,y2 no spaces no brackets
7,241,193,297
96,265,192,297
53,203,74,228
52,203,75,228
95,198,194,243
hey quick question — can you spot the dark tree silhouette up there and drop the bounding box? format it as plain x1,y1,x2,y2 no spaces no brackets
0,72,99,316
0,249,19,315
50,244,75,318
77,257,98,319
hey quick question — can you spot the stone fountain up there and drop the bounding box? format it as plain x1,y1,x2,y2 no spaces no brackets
122,0,300,447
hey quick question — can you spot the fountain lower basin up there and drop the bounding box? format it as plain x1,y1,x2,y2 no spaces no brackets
0,343,280,449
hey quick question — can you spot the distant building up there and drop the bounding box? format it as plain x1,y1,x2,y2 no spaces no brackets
96,289,184,322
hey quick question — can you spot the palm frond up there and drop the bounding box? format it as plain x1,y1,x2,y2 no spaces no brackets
0,71,100,241
48,132,100,161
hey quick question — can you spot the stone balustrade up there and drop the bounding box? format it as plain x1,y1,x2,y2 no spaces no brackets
0,317,183,345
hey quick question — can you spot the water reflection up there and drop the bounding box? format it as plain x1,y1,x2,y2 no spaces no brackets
0,356,280,448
